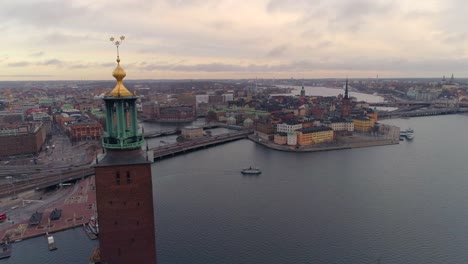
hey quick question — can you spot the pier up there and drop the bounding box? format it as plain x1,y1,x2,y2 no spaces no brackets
151,131,251,160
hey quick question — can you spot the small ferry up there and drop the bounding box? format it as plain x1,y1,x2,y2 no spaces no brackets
47,235,57,251
241,167,261,175
87,217,99,236
405,128,414,140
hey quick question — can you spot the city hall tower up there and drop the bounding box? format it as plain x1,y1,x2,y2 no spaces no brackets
94,36,157,264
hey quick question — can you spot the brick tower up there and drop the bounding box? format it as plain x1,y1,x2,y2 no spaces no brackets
341,78,351,118
94,36,157,264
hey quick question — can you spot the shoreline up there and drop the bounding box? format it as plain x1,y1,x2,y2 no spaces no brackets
248,134,399,153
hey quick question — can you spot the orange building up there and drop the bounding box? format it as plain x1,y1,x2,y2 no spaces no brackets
273,132,287,145
67,121,102,142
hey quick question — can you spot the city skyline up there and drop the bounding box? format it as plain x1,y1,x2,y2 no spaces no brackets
2,0,468,80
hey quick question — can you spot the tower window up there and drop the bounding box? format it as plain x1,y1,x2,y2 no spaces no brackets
126,171,132,184
137,221,139,226
116,171,120,185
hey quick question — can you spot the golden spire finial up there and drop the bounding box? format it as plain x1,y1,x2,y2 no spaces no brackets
108,35,132,97
110,36,125,62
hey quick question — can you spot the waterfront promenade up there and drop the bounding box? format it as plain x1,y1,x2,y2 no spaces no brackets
0,176,96,243
248,131,399,153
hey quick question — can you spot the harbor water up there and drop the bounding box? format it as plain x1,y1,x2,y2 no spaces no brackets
4,114,468,263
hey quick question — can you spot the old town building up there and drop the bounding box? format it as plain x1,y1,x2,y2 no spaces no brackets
297,126,334,146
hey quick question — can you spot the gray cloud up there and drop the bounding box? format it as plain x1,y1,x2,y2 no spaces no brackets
266,0,319,13
38,59,64,66
267,44,289,57
8,61,30,67
0,1,91,27
135,56,468,75
30,51,44,57
0,74,53,78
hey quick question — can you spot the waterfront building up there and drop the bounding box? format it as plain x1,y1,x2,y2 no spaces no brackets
254,117,275,140
0,122,46,157
287,131,297,146
297,126,334,146
276,121,303,133
324,118,354,135
181,126,203,140
94,50,157,263
352,116,375,132
273,132,287,145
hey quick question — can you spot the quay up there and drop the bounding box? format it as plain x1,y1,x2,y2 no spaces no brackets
151,130,251,160
248,133,400,153
0,176,97,245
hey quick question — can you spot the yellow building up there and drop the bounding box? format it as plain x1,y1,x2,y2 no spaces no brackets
297,126,334,146
353,117,375,132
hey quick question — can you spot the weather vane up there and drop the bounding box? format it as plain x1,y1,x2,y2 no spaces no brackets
109,35,125,61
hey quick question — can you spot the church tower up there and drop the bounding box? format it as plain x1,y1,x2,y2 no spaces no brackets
300,85,306,98
341,78,351,118
94,36,157,264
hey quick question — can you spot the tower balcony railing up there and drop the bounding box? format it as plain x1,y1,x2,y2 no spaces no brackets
102,135,144,150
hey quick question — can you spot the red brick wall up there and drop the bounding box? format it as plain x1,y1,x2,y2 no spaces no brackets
95,163,157,264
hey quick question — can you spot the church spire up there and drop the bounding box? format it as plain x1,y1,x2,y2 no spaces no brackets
344,78,349,99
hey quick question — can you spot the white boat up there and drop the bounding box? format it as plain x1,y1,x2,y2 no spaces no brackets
47,235,57,251
405,128,414,140
241,167,261,175
87,216,99,235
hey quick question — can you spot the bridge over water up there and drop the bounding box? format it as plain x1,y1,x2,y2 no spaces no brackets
379,108,468,118
150,131,251,160
143,123,231,138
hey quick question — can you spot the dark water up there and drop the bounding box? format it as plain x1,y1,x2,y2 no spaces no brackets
6,115,468,263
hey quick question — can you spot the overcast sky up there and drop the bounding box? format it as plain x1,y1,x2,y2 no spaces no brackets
1,0,468,80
